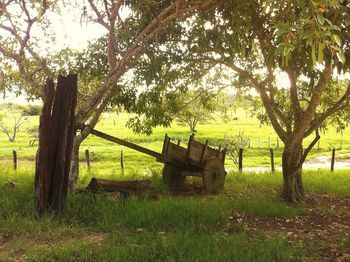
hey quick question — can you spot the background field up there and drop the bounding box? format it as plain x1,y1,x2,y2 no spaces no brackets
0,103,349,177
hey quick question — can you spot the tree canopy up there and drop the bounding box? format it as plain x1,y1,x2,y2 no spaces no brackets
132,0,350,202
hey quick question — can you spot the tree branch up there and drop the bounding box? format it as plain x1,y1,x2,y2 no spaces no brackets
222,60,287,140
87,0,110,30
305,81,350,137
77,0,214,123
295,129,320,172
287,68,303,119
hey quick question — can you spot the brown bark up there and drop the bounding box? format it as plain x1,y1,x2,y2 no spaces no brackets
35,74,77,215
282,141,304,202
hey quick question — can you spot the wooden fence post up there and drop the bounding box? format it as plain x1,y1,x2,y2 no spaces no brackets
13,149,17,170
238,148,243,172
331,148,335,172
120,150,124,175
85,149,91,171
270,148,275,172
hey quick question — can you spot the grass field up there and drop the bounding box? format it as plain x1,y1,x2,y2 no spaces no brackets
1,103,350,261
1,167,350,261
0,103,350,174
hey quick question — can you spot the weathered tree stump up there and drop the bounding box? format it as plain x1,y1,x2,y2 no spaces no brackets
35,75,78,215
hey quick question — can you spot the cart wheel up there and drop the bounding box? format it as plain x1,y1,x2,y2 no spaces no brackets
203,157,225,194
162,164,185,190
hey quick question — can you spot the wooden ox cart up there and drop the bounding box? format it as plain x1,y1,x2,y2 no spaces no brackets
88,128,226,194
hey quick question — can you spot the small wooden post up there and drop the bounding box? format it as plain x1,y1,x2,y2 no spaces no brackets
238,148,243,172
270,148,275,172
120,150,124,175
85,149,91,171
331,148,335,172
177,139,181,146
268,136,270,148
13,149,17,170
248,138,251,148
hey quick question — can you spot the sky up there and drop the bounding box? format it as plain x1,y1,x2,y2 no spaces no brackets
0,4,105,105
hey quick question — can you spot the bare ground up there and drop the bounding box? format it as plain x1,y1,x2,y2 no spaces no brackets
225,193,350,261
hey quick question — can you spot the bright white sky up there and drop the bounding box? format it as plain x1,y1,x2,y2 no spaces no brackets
1,5,105,105
48,11,105,51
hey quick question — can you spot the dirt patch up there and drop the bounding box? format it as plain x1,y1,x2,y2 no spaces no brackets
225,193,350,261
0,232,109,261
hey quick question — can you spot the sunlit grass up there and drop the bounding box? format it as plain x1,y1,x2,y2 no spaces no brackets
0,109,349,172
1,165,349,260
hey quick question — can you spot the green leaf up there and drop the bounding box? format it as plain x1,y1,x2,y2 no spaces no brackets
324,18,332,25
317,43,324,64
240,45,246,59
345,15,350,26
311,44,316,65
316,14,325,25
337,52,346,64
283,46,291,56
333,34,342,46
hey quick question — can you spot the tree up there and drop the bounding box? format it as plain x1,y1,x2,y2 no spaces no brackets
174,89,221,133
0,103,29,142
215,1,350,202
0,0,216,191
0,111,29,142
224,133,249,165
135,0,350,202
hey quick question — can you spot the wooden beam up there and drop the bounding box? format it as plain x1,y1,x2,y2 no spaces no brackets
90,128,164,160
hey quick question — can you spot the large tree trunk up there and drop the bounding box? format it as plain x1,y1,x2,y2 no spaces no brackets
281,141,305,202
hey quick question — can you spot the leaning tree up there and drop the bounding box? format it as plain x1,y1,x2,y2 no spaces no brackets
133,0,350,202
0,0,216,196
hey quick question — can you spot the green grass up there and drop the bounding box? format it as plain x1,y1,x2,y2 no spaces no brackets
1,166,350,260
1,104,350,260
26,232,300,262
0,105,349,173
232,196,307,217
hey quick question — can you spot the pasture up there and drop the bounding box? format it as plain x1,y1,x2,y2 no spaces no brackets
0,103,349,175
0,103,350,261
